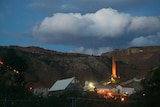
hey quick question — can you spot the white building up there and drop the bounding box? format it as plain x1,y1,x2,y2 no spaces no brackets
120,78,143,92
49,77,82,95
116,85,135,96
33,88,49,98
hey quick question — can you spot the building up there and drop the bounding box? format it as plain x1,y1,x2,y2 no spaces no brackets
120,78,143,92
116,85,135,96
49,77,82,96
33,88,49,98
96,85,115,95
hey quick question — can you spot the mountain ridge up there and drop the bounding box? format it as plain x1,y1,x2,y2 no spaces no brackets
0,45,160,88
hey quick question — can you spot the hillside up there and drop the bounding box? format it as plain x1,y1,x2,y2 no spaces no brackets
102,46,160,77
0,46,160,88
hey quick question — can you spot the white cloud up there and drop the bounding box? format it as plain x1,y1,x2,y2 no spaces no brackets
33,8,160,42
69,46,113,55
32,8,131,43
130,32,160,46
128,16,160,32
32,8,160,54
85,8,131,37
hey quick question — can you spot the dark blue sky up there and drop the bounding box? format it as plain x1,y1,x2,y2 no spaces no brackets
0,0,160,55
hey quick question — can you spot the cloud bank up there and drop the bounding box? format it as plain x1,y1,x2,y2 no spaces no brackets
32,8,160,55
130,32,160,46
32,8,131,40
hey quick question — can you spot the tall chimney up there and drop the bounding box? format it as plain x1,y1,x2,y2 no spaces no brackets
112,56,117,78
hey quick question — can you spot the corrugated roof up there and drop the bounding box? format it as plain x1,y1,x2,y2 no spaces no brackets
120,78,142,85
49,77,75,91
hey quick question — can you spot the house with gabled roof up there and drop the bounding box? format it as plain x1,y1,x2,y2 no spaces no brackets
115,78,143,96
49,77,82,96
120,78,143,92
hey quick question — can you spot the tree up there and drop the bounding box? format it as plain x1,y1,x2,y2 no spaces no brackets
141,67,160,107
2,48,27,71
0,48,31,99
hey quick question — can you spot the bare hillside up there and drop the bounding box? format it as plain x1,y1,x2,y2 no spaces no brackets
1,46,159,88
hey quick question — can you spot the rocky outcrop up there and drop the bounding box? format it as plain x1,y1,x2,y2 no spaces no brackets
102,46,160,76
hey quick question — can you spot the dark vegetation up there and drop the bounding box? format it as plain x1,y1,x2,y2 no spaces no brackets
0,49,32,99
128,67,160,107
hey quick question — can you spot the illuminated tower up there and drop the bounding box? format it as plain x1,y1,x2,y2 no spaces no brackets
103,56,119,85
112,56,117,78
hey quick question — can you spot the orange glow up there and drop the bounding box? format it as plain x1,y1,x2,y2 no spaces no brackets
108,92,112,96
29,87,33,90
0,60,3,65
112,57,117,78
107,92,114,98
97,89,105,94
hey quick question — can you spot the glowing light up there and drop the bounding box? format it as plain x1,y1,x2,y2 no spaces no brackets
112,57,117,78
29,87,33,90
13,69,19,74
108,92,112,96
97,89,105,94
13,69,16,72
124,92,128,96
86,82,96,91
107,92,114,98
142,93,146,96
89,82,95,88
121,97,125,102
0,60,3,65
111,77,116,83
